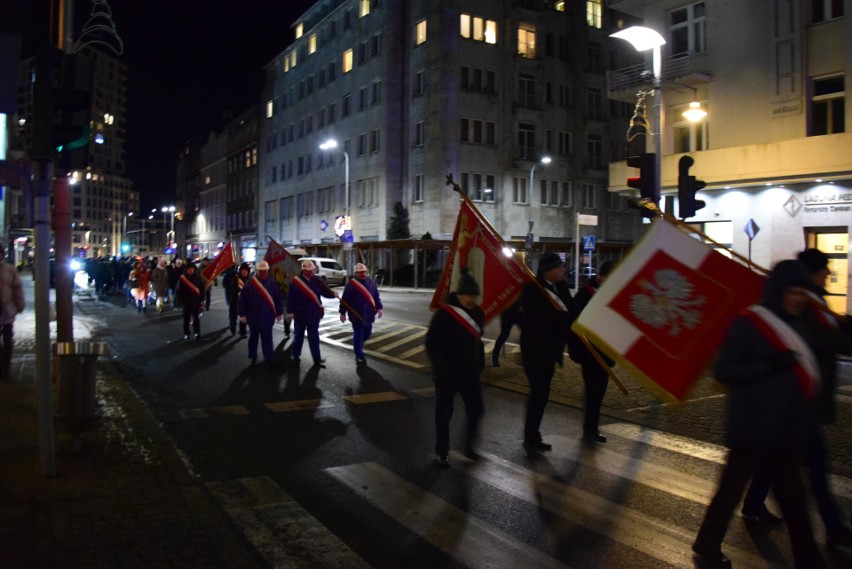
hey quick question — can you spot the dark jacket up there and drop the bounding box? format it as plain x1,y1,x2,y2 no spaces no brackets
286,273,335,322
175,269,204,310
520,275,575,368
237,274,283,329
567,278,614,366
339,277,383,324
425,293,485,387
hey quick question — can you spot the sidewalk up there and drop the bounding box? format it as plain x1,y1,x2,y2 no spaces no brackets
0,274,260,567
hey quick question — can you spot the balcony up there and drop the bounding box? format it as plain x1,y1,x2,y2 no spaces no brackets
607,52,711,102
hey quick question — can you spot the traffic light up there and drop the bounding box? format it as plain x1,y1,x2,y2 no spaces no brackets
677,155,706,219
626,153,658,218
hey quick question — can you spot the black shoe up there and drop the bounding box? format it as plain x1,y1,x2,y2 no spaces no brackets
491,356,500,367
827,525,852,548
250,357,257,366
691,543,731,567
356,358,367,365
436,453,450,468
313,358,326,367
582,432,607,444
523,439,552,452
741,506,784,527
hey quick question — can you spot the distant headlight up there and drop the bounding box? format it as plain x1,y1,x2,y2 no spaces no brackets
70,260,83,271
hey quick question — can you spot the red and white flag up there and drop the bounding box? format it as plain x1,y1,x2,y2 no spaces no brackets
201,240,236,284
430,199,534,323
264,236,301,299
572,220,765,402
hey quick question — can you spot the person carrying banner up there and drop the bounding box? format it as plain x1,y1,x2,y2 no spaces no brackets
520,252,575,453
567,259,615,444
286,259,339,366
425,269,485,468
339,263,383,365
228,263,251,338
175,261,204,340
740,248,852,545
238,260,283,367
693,260,824,568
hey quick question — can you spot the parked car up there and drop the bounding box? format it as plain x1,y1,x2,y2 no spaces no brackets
568,266,597,285
299,257,346,285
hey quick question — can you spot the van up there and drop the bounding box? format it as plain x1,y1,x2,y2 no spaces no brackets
299,257,346,285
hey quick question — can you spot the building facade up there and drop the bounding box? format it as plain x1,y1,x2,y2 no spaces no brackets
258,0,638,271
608,0,851,313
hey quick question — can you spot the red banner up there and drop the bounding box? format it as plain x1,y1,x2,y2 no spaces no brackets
430,199,534,323
201,240,236,284
264,236,301,299
572,220,765,402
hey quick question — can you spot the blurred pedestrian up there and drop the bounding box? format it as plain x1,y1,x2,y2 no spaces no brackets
168,259,183,310
567,259,615,444
520,252,574,453
151,258,170,313
286,259,338,366
176,260,203,340
425,269,485,467
129,261,151,314
339,263,383,365
692,260,825,568
491,298,521,367
199,257,213,310
0,244,25,379
228,263,250,338
238,260,283,367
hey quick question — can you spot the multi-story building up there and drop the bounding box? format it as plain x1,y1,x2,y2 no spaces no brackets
225,107,260,259
608,0,851,313
197,129,229,260
259,0,637,271
14,46,138,258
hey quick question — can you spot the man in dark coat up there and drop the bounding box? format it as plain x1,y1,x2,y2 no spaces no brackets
520,252,575,453
339,262,383,365
238,260,283,367
175,261,204,340
693,260,825,568
228,263,251,338
425,269,485,468
741,248,852,544
286,259,338,366
568,259,615,444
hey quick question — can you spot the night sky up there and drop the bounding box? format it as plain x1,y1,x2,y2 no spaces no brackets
3,0,316,209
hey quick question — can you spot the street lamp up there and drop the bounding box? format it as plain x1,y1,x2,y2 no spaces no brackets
527,156,551,244
123,211,133,255
611,26,666,204
161,205,175,250
319,139,349,217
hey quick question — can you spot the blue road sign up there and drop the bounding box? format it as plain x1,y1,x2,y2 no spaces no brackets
583,235,596,251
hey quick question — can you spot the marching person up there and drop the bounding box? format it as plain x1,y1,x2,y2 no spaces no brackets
168,258,183,310
237,260,283,368
228,263,251,338
520,252,574,453
491,297,521,367
175,260,204,340
129,261,151,314
0,244,25,379
425,269,485,468
568,259,615,444
692,260,824,568
339,263,383,365
286,259,338,366
150,258,170,313
199,257,213,310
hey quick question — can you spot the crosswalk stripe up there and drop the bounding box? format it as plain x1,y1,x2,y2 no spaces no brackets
265,399,332,412
343,392,407,404
448,450,770,569
600,422,852,501
397,342,426,359
374,329,426,353
207,477,371,569
364,325,416,345
326,462,573,569
320,335,426,369
837,393,852,405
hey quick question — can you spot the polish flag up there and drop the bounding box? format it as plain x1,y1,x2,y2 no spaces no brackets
572,220,765,401
201,240,236,284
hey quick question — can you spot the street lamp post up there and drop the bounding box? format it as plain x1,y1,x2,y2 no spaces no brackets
161,205,175,252
611,26,667,206
319,139,351,272
527,156,551,249
123,211,133,256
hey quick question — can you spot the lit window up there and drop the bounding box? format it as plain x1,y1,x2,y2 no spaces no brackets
586,0,602,29
295,23,304,39
359,0,370,17
290,50,297,68
555,1,565,11
460,14,471,38
266,100,273,119
484,20,497,43
518,24,536,58
308,34,317,55
460,14,497,44
343,49,353,73
415,19,427,45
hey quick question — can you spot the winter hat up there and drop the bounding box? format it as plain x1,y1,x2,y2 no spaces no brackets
184,260,196,270
762,259,810,316
599,260,615,277
797,248,829,273
238,262,251,273
354,263,368,273
538,252,563,274
455,268,480,296
257,260,270,271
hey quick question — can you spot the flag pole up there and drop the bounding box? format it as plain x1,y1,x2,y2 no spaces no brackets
578,334,628,395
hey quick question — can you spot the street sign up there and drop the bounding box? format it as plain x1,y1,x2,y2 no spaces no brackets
583,235,596,251
744,218,760,240
577,214,599,226
320,219,328,232
342,229,354,243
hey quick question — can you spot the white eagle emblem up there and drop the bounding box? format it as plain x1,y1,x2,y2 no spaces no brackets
629,269,706,336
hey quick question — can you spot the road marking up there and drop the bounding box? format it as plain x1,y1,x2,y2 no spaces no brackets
326,462,573,569
448,450,769,569
343,392,407,404
374,329,427,353
265,399,332,412
207,476,371,569
179,405,250,419
397,343,427,359
320,335,426,369
364,325,415,345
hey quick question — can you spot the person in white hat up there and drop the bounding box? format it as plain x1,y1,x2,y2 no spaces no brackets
237,260,283,368
339,262,383,365
286,257,339,366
